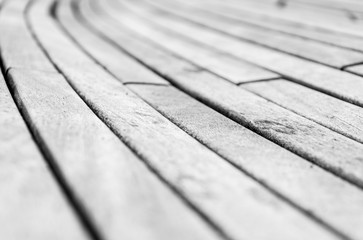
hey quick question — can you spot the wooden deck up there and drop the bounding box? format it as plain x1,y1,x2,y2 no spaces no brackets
1,0,363,239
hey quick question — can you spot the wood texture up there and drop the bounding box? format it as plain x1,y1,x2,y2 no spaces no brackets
81,0,363,189
117,0,363,107
57,0,168,85
0,0,55,72
242,79,363,144
129,83,363,240
154,0,363,54
123,0,363,69
0,70,87,240
25,1,344,239
91,1,279,85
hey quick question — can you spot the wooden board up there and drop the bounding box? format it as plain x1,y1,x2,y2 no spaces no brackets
7,66,219,240
81,0,363,189
25,1,344,239
242,79,363,144
112,0,363,108
123,0,363,69
129,83,363,240
56,0,168,85
161,0,363,53
0,70,87,240
0,0,55,72
192,0,363,38
87,2,278,84
15,1,228,240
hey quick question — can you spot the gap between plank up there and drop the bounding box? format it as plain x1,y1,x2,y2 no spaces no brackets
64,2,355,238
27,2,235,240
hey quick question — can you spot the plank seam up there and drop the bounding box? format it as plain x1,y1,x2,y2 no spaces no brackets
29,2,235,240
21,1,104,240
71,1,354,238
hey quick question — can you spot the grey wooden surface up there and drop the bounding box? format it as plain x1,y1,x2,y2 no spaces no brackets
1,0,363,239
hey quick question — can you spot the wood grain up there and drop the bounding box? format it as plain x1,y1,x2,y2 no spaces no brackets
123,0,363,69
56,0,168,85
129,83,363,240
0,70,87,240
82,0,363,189
14,1,226,240
118,0,363,107
92,1,279,84
242,79,363,144
193,0,363,38
26,1,343,239
0,0,55,72
156,0,363,54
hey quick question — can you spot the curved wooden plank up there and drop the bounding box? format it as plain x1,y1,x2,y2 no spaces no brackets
154,0,363,54
81,0,363,189
1,1,226,240
121,0,363,69
0,71,87,239
114,0,363,108
26,1,342,239
0,0,55,72
129,84,363,240
242,79,363,144
56,0,168,85
79,0,278,85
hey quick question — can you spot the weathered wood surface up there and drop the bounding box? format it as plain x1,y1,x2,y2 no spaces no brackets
242,79,363,144
149,0,363,54
2,0,363,238
112,0,363,107
0,69,87,240
82,0,363,189
25,1,343,240
54,2,363,238
122,0,363,69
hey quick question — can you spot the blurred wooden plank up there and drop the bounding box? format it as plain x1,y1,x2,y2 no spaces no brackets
26,1,344,239
129,83,363,240
346,64,363,76
164,0,363,53
195,0,363,38
122,0,363,69
0,71,87,240
64,0,278,85
57,0,168,85
242,79,363,144
0,0,55,72
82,0,363,189
109,0,363,107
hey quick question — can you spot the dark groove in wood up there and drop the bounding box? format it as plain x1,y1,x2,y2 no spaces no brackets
19,1,103,240
27,2,235,240
67,1,356,239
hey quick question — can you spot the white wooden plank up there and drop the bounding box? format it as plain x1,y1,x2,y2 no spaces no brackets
7,67,219,240
26,1,343,239
167,0,363,54
122,0,363,69
3,1,228,239
61,0,277,85
196,0,363,38
0,0,55,72
56,0,168,85
242,79,363,144
107,0,363,107
129,83,363,240
0,70,87,240
81,0,363,189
